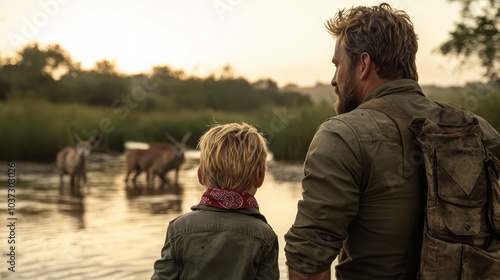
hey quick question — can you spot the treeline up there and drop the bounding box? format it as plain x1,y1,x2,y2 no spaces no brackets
0,43,311,111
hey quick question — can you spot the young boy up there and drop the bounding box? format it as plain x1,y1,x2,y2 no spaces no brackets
151,122,279,280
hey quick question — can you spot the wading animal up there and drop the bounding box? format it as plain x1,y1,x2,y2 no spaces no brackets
56,130,99,191
125,132,191,187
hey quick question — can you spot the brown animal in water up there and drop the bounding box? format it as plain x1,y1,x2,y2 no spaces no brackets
56,129,99,190
125,132,191,187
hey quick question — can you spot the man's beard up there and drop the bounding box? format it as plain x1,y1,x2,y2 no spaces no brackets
334,73,360,115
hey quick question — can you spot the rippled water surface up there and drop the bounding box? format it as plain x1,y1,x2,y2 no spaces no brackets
0,151,331,280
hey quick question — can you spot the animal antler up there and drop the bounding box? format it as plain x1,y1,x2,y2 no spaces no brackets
164,132,179,145
181,132,192,144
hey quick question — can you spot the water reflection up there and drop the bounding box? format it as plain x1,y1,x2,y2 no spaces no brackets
125,183,183,214
56,191,85,229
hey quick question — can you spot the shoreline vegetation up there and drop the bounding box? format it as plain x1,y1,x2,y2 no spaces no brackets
1,97,333,162
1,43,499,162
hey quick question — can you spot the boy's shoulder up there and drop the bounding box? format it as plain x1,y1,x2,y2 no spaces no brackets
168,205,277,239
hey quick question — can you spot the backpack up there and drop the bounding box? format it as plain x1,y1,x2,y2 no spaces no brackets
360,97,500,280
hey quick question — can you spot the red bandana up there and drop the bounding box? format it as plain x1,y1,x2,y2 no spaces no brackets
199,188,259,210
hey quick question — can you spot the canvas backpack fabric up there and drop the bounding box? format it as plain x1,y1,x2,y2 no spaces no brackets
359,98,500,280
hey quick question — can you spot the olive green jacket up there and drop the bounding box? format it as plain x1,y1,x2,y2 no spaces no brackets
284,79,500,279
152,204,279,280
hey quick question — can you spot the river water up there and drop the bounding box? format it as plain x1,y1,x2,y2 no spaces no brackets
0,150,336,279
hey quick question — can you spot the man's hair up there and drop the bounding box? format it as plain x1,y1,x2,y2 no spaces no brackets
197,122,268,191
325,3,418,81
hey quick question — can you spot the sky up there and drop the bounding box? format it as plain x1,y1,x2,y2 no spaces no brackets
0,0,486,87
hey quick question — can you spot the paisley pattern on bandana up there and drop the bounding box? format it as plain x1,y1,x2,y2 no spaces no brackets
199,188,259,210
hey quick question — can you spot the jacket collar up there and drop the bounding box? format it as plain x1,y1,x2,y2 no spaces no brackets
191,204,268,223
362,79,424,104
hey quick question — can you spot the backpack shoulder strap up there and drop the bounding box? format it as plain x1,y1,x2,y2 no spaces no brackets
358,98,414,178
358,98,423,280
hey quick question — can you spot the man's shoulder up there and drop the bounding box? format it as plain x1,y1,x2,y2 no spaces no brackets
320,106,398,141
323,109,374,130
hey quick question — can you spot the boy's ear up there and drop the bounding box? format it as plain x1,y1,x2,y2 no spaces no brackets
253,171,265,188
197,167,204,185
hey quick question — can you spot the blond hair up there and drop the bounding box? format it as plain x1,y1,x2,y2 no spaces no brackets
197,122,268,191
325,3,418,81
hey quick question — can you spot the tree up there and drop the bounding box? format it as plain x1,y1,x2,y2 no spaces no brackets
252,78,279,91
0,43,73,98
94,59,117,75
439,0,499,82
219,64,235,80
16,43,72,79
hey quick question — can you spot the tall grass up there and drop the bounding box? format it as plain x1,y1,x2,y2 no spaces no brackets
256,104,335,162
1,99,110,161
3,84,497,163
0,98,261,161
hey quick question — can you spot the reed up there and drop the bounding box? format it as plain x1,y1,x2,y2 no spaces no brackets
4,87,497,163
0,99,264,161
256,104,335,161
0,99,108,162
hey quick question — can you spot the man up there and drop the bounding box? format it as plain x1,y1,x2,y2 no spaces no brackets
284,3,500,280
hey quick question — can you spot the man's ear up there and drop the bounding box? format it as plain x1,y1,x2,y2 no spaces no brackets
197,167,204,185
359,52,372,81
253,171,265,188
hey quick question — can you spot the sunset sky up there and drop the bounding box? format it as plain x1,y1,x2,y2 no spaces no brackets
0,0,485,87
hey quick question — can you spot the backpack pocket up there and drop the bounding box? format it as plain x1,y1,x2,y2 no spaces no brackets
434,139,487,237
419,232,500,280
419,231,461,280
461,239,500,279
